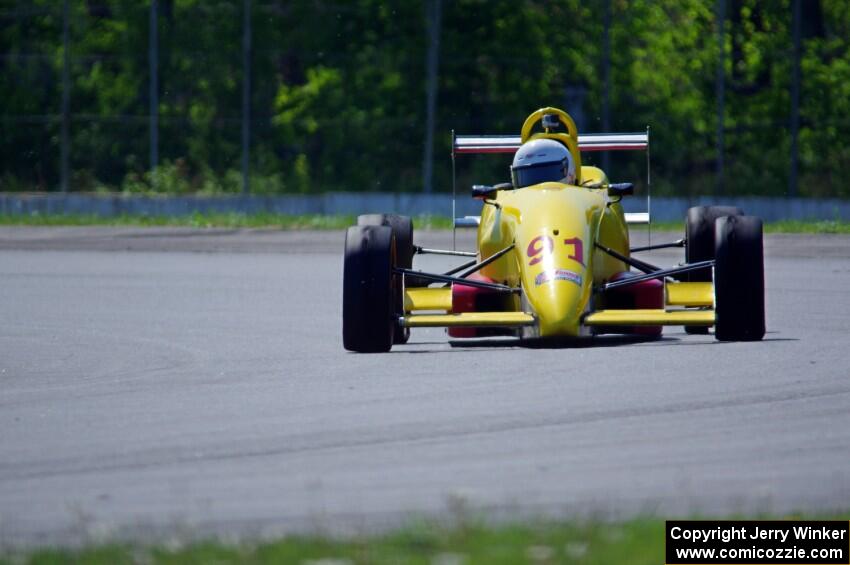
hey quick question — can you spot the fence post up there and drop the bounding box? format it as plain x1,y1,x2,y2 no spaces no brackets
789,0,801,197
61,0,70,193
242,0,252,195
715,0,726,196
149,0,159,186
601,0,611,173
422,0,442,195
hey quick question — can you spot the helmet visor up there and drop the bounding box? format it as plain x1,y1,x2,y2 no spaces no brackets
511,161,565,188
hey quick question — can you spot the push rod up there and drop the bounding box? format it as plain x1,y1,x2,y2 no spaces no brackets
394,268,518,293
598,260,714,292
457,244,515,279
443,259,478,276
415,246,477,257
630,239,685,253
595,242,660,274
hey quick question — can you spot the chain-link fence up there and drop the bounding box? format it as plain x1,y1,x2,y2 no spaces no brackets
1,1,848,198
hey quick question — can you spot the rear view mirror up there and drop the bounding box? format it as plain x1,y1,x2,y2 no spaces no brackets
471,185,497,199
608,182,634,197
471,182,512,199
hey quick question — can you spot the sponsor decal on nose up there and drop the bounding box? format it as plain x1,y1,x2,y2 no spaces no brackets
535,269,582,287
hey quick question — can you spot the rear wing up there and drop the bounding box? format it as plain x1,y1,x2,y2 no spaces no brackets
450,129,652,246
453,132,648,154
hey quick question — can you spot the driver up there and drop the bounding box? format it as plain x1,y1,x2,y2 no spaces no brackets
510,138,576,188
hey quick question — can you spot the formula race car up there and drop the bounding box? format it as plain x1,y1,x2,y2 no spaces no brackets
342,107,765,352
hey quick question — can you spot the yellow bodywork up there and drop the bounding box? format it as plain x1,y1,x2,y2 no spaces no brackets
584,309,714,326
402,107,716,337
474,181,629,337
665,282,714,307
404,287,453,311
402,312,536,328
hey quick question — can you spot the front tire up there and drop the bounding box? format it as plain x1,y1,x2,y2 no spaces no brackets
357,214,414,343
714,215,765,341
342,225,396,353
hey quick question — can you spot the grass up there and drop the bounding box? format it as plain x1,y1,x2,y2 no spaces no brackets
0,213,849,233
0,212,454,230
760,220,850,234
1,517,667,564
643,220,850,234
7,513,849,564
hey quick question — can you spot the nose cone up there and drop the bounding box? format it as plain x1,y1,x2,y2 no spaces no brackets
512,186,598,337
524,261,589,337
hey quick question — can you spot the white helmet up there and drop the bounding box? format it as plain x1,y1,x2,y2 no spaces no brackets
510,138,575,188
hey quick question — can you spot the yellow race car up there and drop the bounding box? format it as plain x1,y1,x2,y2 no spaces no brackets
343,107,765,352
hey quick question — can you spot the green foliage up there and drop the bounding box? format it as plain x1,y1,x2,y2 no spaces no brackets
1,1,849,197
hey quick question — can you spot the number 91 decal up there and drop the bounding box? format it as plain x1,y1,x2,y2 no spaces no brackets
527,235,584,267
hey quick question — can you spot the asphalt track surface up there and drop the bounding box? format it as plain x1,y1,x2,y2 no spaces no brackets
1,226,849,546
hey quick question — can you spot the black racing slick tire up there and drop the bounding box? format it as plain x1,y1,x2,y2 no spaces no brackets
357,214,413,269
686,205,744,280
714,215,765,342
357,214,415,344
342,225,396,353
685,205,744,334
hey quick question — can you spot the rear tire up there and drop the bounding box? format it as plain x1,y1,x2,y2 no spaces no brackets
357,214,415,343
357,214,413,269
714,215,765,341
684,205,743,334
342,225,396,353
